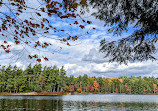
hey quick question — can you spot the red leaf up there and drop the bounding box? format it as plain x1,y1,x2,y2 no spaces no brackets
67,42,70,46
36,12,41,16
41,24,44,28
74,21,78,24
7,45,11,48
1,45,4,48
33,54,38,58
36,41,40,46
4,41,7,43
28,55,32,59
40,8,45,12
87,21,91,24
37,59,41,62
16,13,19,15
44,42,49,46
79,25,85,29
11,3,15,5
43,57,48,61
15,41,20,44
5,50,10,53
24,20,28,23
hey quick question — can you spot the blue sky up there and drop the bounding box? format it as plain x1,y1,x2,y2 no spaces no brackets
0,0,158,78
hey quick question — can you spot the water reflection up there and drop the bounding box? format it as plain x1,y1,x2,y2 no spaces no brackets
0,95,158,111
0,99,63,111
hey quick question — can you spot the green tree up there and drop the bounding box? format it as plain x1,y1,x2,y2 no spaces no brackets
96,77,103,92
82,74,88,92
0,66,7,92
59,66,66,92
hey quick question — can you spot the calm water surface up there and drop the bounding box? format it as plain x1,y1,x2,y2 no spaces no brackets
0,94,158,111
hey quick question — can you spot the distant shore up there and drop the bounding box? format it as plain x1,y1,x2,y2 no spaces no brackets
0,92,158,96
0,92,67,96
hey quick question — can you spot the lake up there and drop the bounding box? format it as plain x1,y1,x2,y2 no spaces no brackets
0,94,158,111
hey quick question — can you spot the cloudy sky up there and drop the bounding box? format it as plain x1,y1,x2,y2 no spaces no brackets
0,0,158,78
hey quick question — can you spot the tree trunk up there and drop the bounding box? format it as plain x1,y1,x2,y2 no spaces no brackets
120,85,121,93
57,86,59,92
113,84,114,93
53,86,55,92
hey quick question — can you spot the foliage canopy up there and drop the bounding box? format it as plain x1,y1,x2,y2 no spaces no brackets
90,0,158,64
0,0,94,62
64,0,158,64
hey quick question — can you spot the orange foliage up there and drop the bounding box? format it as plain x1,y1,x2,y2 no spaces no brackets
93,81,99,92
77,88,82,93
119,79,124,83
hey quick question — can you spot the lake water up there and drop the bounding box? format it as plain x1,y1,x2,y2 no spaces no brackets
0,94,158,111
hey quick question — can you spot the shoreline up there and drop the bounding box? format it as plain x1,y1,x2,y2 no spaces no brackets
0,92,158,96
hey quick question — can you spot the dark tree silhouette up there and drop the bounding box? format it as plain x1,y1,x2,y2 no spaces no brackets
90,0,158,64
64,0,158,64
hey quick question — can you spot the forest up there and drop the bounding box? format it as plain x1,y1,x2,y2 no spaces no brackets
0,64,158,94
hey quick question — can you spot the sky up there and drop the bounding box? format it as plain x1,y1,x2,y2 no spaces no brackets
0,0,158,78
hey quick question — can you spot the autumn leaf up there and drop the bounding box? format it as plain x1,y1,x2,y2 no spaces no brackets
18,10,22,13
44,42,49,46
74,21,78,24
5,50,10,53
43,57,48,61
7,45,11,48
15,40,20,44
36,41,40,46
33,54,38,58
24,19,28,23
73,3,78,8
45,27,49,30
36,12,41,16
67,42,70,46
37,58,41,62
41,24,45,29
80,0,87,5
63,38,67,42
16,13,19,16
72,37,77,41
40,8,45,12
28,55,32,59
67,36,71,40
87,21,91,24
79,25,85,29
11,3,15,5
4,41,7,43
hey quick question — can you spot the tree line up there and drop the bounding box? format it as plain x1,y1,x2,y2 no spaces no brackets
0,64,158,94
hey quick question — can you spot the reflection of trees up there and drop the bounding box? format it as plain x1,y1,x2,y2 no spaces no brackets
0,98,63,110
93,101,98,108
120,102,125,111
1,97,158,110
